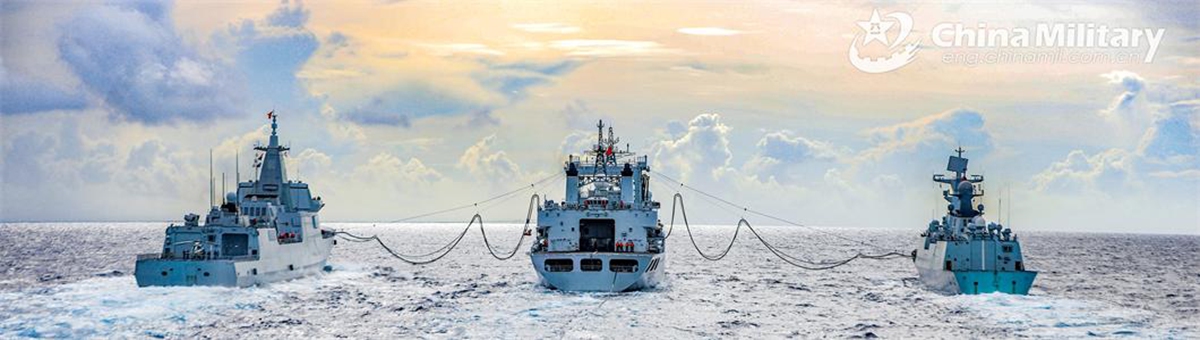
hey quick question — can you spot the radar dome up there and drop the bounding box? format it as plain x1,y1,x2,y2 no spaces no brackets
225,192,238,203
957,180,973,192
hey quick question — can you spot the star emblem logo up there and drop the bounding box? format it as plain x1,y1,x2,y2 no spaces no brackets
847,8,920,73
857,9,894,46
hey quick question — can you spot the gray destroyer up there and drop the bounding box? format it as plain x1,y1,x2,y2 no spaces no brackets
914,148,1037,294
530,121,666,292
135,114,336,287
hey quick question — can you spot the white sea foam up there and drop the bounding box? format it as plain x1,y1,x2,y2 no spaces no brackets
0,222,1195,338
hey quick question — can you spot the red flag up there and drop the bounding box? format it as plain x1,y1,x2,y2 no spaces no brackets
605,145,613,156
266,110,274,119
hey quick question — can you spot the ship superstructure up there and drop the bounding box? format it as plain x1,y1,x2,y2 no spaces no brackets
914,148,1037,294
530,121,666,292
135,114,336,287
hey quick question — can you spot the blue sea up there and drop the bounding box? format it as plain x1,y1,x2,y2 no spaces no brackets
1,223,1196,338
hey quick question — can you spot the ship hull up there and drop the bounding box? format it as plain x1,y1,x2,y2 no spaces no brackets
914,240,1037,295
530,252,665,292
135,232,334,288
915,266,1037,295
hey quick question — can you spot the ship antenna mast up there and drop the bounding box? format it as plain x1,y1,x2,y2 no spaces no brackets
595,120,605,176
209,149,214,208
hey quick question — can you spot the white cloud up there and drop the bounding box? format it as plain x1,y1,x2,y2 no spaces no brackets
56,1,244,123
860,108,993,162
651,113,734,184
354,152,443,185
1137,99,1199,169
549,39,677,57
1099,70,1147,122
558,130,595,160
1032,148,1136,193
743,130,837,183
458,134,522,182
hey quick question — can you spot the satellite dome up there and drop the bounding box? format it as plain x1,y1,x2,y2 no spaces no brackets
225,192,238,203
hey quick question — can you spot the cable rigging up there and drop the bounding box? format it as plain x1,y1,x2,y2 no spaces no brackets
653,172,911,270
335,173,559,264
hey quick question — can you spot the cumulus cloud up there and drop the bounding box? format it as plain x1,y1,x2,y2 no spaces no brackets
744,131,837,183
57,1,243,124
354,152,443,185
1032,149,1136,193
860,108,993,163
291,148,334,181
756,131,837,163
1,116,207,220
458,134,522,182
1036,70,1198,194
1137,99,1199,168
1099,70,1147,121
557,129,599,162
652,113,734,183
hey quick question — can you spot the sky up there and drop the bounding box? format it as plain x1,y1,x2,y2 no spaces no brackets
1,0,1197,234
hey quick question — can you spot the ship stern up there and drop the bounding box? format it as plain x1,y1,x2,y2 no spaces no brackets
531,252,665,292
134,255,241,287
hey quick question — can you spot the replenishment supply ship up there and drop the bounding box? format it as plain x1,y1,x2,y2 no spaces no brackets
530,121,666,292
914,148,1037,294
135,113,336,287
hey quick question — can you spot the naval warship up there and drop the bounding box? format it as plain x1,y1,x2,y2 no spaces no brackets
530,121,666,292
913,148,1037,294
135,114,336,287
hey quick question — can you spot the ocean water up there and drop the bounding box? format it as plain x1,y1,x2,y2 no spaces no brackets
0,222,1196,338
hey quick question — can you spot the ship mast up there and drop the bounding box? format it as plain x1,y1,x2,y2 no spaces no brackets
252,112,292,209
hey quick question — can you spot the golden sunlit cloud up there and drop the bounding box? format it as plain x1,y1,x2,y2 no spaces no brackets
677,27,744,36
512,23,582,34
